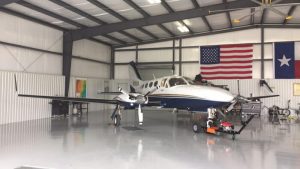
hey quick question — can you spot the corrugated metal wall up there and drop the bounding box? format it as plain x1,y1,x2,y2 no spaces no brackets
213,79,300,109
0,71,64,124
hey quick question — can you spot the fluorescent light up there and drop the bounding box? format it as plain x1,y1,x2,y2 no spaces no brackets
177,26,189,33
148,0,161,4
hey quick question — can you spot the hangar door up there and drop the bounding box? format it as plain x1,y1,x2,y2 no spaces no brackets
137,64,174,80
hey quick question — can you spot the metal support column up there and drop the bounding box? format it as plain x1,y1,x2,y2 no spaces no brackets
110,47,115,79
135,45,138,63
62,32,73,97
261,26,265,79
172,39,175,74
179,38,182,76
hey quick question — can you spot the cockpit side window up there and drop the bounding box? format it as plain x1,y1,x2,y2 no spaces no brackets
149,82,153,88
145,83,148,88
169,78,187,87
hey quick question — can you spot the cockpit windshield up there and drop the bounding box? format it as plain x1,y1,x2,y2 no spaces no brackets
183,77,195,85
169,77,187,87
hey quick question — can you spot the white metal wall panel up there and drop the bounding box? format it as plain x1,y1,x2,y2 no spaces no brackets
0,12,63,53
139,41,173,48
115,51,135,63
138,50,172,62
0,71,64,125
73,39,111,62
265,28,300,43
71,59,110,79
115,65,130,79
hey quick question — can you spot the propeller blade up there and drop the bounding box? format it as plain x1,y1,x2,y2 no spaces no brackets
138,104,143,125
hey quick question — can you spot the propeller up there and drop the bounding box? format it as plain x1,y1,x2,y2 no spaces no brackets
117,86,160,125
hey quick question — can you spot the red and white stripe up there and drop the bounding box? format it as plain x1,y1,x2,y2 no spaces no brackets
201,44,253,80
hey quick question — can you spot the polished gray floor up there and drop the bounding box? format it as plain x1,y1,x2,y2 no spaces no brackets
0,109,300,169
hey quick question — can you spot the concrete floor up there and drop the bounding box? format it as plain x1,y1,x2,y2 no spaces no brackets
0,109,300,169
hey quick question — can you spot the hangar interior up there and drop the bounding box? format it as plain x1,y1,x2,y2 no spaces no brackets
0,0,300,169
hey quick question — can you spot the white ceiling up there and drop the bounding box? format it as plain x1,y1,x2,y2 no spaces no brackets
3,0,300,45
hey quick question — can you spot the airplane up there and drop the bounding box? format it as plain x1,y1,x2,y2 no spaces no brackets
15,61,278,136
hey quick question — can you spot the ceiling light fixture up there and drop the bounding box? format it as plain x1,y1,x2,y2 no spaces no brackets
177,26,189,33
148,0,161,4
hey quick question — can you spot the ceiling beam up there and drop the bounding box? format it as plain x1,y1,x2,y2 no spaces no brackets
49,0,140,43
0,7,66,31
0,0,22,7
190,0,212,31
123,0,175,37
114,24,300,48
223,0,233,28
161,0,194,34
260,9,266,24
87,0,152,41
251,8,255,25
17,1,125,45
71,0,300,40
0,7,112,46
191,0,200,8
115,25,259,48
283,5,297,24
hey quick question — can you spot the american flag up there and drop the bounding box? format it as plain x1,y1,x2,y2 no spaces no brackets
200,44,253,80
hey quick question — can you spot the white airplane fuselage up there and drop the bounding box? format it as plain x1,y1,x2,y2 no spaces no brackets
127,75,235,112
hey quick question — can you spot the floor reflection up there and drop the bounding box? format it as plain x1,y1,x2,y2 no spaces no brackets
0,110,299,169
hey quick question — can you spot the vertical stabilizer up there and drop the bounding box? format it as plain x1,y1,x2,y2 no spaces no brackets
129,61,143,92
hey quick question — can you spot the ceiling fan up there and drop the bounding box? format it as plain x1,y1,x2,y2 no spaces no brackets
209,0,294,24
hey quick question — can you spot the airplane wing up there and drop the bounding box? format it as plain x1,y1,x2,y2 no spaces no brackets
18,94,119,104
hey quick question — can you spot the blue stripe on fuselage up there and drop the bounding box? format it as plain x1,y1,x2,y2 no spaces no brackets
148,96,229,112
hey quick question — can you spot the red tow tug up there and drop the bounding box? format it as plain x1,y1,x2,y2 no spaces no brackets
192,108,255,140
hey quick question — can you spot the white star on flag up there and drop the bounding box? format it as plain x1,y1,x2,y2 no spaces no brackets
278,54,291,67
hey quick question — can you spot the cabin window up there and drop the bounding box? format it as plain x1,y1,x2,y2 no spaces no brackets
149,82,153,88
145,83,148,88
169,78,187,87
154,81,158,87
161,78,167,87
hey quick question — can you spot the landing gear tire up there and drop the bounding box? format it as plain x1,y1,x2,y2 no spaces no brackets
113,114,121,127
192,122,201,133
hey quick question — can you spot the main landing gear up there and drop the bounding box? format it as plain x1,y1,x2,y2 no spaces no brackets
111,105,121,126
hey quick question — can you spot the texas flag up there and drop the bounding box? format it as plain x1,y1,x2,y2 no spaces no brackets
275,42,300,79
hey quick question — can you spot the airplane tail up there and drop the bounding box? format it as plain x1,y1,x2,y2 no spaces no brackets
128,61,143,92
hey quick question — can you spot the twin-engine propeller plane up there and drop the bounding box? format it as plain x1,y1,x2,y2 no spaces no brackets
15,61,278,138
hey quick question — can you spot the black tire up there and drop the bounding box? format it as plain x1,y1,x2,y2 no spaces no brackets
113,114,121,127
192,122,201,133
282,109,291,116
